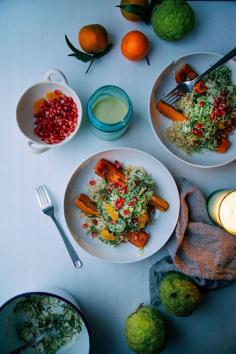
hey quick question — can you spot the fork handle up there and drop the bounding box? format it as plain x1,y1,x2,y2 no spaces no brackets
51,215,82,268
193,47,236,84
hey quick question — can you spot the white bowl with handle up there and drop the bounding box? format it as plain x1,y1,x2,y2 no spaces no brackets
16,69,82,154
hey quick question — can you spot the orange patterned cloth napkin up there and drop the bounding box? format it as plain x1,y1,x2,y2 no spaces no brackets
150,178,236,306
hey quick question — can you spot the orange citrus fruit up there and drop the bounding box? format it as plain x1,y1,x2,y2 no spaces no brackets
120,0,148,22
121,31,149,61
78,24,108,54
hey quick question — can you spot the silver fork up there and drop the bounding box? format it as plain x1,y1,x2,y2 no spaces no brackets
164,46,236,105
8,328,56,354
36,185,82,268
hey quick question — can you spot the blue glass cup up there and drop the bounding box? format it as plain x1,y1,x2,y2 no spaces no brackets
87,85,133,140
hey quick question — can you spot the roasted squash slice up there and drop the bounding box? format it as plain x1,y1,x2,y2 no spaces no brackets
95,159,126,185
75,194,99,216
156,100,187,122
150,193,169,212
127,231,149,248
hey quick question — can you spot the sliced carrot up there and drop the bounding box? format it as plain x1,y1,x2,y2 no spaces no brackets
149,193,169,212
156,100,187,122
127,231,149,248
75,194,99,216
95,159,126,185
215,139,230,153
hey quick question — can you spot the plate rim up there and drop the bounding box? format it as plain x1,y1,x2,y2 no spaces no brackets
63,147,180,264
149,51,236,169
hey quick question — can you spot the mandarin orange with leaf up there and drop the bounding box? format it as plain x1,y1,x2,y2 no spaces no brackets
78,24,108,54
120,0,148,22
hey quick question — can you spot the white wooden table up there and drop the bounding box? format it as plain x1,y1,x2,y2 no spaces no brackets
1,1,236,353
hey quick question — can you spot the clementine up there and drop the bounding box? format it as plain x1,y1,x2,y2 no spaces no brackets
121,31,149,61
78,24,108,54
120,0,148,22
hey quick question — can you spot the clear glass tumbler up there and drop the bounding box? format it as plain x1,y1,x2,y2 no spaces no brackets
87,85,133,141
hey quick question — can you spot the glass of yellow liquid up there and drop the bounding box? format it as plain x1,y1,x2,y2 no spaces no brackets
87,85,133,140
207,189,236,235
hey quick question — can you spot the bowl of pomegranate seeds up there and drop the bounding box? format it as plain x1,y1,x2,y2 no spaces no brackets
16,69,82,153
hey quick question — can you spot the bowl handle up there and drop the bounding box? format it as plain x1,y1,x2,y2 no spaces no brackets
27,141,50,154
43,69,68,86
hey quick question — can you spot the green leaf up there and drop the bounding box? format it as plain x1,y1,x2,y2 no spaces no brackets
116,4,149,24
68,53,92,63
65,35,92,62
93,43,113,59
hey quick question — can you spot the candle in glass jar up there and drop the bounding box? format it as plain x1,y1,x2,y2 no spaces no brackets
207,189,236,235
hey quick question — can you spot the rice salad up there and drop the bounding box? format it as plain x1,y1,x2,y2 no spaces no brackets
166,65,236,154
80,164,155,246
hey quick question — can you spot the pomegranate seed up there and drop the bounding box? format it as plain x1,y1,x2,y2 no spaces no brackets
195,123,203,129
220,91,226,97
192,128,202,136
232,117,236,127
82,223,88,228
33,92,78,144
120,186,127,195
123,210,129,216
91,232,97,237
92,219,98,225
128,201,134,206
214,109,220,116
114,160,122,169
133,217,139,224
132,197,138,203
199,101,205,107
89,180,96,186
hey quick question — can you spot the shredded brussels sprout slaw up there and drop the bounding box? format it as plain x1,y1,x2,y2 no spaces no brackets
14,295,82,354
167,65,236,154
81,164,156,246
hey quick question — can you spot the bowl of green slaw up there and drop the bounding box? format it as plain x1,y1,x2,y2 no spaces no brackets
0,289,91,354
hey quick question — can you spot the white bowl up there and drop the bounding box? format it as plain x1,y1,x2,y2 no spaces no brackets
16,69,82,154
0,289,91,354
64,147,180,264
149,52,236,168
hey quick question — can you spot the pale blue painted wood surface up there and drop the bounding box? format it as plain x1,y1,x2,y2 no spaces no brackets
0,1,236,353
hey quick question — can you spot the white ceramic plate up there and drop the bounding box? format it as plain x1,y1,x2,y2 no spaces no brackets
64,148,179,263
0,291,91,354
149,52,236,168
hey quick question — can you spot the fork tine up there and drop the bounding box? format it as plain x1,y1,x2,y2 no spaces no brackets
164,87,179,100
165,92,180,105
41,185,51,205
168,95,180,105
39,185,49,206
38,186,48,207
36,187,44,208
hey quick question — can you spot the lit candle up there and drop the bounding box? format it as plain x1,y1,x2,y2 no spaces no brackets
207,190,236,235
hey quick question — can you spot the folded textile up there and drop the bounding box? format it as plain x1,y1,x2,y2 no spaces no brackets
150,178,236,306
